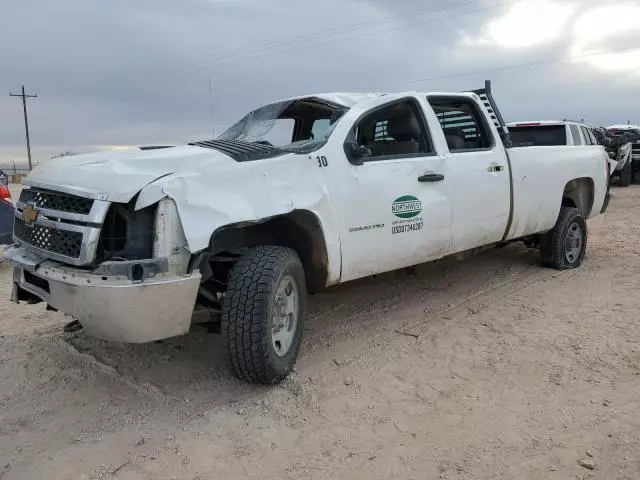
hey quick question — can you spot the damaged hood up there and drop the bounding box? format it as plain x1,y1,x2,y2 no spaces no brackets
24,146,236,203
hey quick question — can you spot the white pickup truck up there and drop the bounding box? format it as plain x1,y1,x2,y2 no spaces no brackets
506,120,625,185
5,81,609,384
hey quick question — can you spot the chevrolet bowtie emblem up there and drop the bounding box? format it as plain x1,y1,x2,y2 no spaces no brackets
22,204,39,225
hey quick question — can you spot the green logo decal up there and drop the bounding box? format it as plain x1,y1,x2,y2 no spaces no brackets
392,195,422,219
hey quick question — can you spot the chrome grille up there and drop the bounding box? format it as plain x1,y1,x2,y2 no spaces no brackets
14,217,83,258
13,186,110,266
19,188,94,215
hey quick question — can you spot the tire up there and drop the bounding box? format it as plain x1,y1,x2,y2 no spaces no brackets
632,164,640,185
619,161,631,187
539,206,587,270
222,246,307,384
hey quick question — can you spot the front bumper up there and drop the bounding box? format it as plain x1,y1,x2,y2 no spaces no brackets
5,246,201,343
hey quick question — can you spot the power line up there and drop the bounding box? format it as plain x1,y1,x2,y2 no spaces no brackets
9,85,38,171
188,0,483,65
232,0,525,67
146,0,524,73
379,45,640,90
203,0,526,67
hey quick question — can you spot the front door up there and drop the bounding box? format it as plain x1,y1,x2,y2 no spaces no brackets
329,96,452,282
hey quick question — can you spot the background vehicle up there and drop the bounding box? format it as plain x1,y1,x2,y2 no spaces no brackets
507,119,614,189
507,120,600,148
606,125,640,185
505,119,633,187
5,81,609,384
0,184,14,245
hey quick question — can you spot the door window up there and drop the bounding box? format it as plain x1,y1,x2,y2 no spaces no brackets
580,127,590,145
351,100,434,160
428,97,493,152
582,126,596,145
569,124,583,145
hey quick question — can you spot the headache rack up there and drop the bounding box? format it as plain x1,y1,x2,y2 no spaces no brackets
466,80,512,148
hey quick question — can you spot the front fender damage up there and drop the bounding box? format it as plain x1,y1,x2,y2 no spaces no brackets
134,167,333,256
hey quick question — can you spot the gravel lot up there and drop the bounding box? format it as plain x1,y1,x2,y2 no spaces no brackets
1,186,639,480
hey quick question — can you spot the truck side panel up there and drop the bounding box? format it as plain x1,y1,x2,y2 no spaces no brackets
506,145,607,239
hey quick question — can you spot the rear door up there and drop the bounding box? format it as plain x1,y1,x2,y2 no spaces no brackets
427,95,511,253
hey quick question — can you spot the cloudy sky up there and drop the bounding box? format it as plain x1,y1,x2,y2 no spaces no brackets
1,0,639,166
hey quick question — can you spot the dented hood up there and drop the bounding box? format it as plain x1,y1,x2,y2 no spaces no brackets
24,146,236,203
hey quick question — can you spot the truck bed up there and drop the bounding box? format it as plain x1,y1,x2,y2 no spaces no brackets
506,145,607,240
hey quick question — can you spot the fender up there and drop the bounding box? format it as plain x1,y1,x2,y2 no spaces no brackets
135,153,342,285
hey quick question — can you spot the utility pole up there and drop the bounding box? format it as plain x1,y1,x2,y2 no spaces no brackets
9,85,37,171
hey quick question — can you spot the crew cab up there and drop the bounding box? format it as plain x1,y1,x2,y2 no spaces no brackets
4,81,609,384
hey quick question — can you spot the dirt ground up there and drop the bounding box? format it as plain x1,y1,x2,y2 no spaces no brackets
1,186,639,480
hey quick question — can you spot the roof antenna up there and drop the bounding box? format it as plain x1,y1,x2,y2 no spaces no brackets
208,77,215,138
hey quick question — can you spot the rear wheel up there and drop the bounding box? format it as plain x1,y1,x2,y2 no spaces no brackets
540,206,587,270
222,246,306,384
619,161,631,187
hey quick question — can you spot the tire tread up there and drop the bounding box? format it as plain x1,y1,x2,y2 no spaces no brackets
222,246,305,384
539,206,587,270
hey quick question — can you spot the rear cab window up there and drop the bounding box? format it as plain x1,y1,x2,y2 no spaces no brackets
508,124,568,147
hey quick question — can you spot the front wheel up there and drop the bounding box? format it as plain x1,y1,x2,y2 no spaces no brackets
222,246,307,384
539,206,587,270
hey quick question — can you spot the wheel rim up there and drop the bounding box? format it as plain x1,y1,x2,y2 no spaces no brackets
271,275,299,357
564,220,583,264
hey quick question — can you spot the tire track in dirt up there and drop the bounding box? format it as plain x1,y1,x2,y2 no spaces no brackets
299,245,550,377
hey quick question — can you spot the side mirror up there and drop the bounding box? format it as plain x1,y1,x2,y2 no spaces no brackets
344,142,371,165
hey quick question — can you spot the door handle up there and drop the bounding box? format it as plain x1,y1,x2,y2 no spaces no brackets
488,163,505,172
418,173,444,182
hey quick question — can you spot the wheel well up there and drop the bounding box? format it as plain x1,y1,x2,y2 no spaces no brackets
207,210,329,293
562,178,594,218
